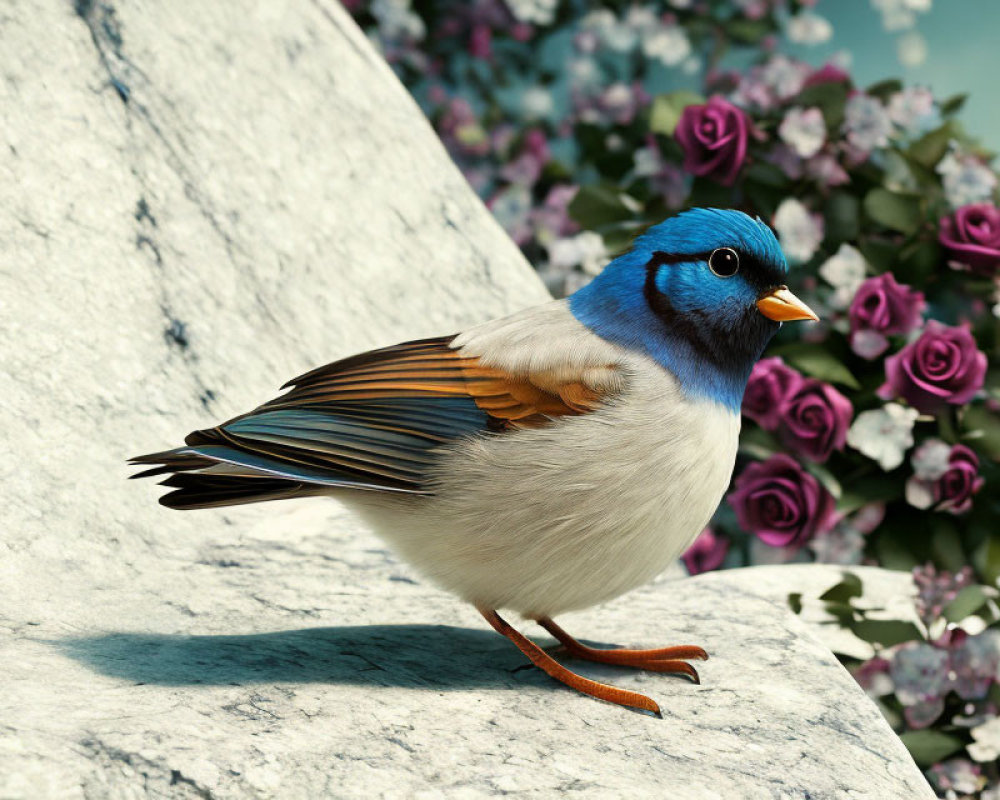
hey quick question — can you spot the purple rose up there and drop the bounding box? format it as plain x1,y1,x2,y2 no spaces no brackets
879,321,987,413
848,273,926,359
778,379,853,463
674,97,750,186
939,204,1000,276
742,357,803,431
728,454,837,548
681,528,728,575
803,63,851,89
936,445,984,514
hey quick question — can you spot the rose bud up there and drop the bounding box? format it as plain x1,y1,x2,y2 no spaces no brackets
848,273,926,360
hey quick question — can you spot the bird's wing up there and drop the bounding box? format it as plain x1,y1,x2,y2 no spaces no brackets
131,302,627,507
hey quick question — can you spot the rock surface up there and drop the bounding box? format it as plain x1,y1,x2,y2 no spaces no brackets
1,2,932,798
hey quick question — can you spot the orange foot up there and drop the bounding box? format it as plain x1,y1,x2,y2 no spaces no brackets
537,617,707,682
478,608,707,716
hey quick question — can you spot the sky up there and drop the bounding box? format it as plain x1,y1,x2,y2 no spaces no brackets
791,0,1000,151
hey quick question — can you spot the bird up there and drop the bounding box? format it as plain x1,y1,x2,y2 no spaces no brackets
131,207,817,716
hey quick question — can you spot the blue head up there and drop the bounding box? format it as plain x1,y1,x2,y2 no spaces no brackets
569,208,816,412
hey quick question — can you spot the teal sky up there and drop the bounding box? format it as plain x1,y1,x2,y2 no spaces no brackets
793,0,1000,151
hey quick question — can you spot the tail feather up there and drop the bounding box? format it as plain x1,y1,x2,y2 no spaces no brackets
129,439,426,511
155,473,323,510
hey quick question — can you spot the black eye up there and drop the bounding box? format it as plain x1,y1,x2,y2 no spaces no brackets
709,247,739,277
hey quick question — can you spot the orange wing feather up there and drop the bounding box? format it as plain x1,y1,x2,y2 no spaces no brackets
262,336,607,428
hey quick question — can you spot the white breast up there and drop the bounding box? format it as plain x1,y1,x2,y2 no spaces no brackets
350,354,741,619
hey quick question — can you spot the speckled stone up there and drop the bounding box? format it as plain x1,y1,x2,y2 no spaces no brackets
0,2,932,798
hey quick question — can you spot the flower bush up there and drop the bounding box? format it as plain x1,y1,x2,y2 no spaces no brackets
351,1,1000,792
798,568,1000,797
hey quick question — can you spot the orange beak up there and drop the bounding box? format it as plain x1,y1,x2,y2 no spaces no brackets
756,286,819,322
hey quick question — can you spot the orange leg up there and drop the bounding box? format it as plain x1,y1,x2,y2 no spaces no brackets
478,607,661,716
536,617,707,684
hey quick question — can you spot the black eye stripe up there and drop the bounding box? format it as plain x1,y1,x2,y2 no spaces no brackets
648,250,784,288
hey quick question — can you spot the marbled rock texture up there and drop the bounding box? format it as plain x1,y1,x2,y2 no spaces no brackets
0,2,932,798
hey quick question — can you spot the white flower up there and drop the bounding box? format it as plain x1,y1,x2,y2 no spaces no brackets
624,5,659,31
809,524,865,565
847,403,919,470
910,438,952,480
773,198,824,264
520,86,553,120
897,30,927,67
372,0,425,40
568,57,600,88
547,231,608,275
760,55,809,100
786,11,833,45
818,244,868,309
505,0,558,25
633,145,661,178
887,86,935,134
778,107,826,158
641,25,692,67
969,698,1000,762
844,94,893,152
871,0,932,32
938,148,999,209
580,9,635,51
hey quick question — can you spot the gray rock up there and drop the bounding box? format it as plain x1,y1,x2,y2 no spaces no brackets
1,2,931,798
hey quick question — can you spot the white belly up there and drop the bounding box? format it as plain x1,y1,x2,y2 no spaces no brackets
348,363,740,618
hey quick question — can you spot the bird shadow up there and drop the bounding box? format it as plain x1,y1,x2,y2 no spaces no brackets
54,624,566,690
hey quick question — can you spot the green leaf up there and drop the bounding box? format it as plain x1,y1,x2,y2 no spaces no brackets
962,405,1000,460
792,81,849,129
823,192,860,244
908,120,961,168
977,533,1000,588
863,188,922,235
895,237,942,284
858,237,899,273
649,91,704,137
568,186,637,230
876,528,922,572
849,619,923,648
805,461,842,500
819,572,863,604
689,176,734,207
788,593,803,615
743,162,788,188
940,93,968,118
838,473,904,515
931,517,965,572
898,730,964,767
776,343,861,389
724,17,771,43
866,79,903,101
943,585,989,623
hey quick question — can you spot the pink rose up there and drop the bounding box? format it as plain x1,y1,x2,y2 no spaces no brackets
779,379,853,463
879,321,987,413
939,204,1000,276
729,455,837,548
681,528,728,575
674,97,750,186
848,273,926,359
742,357,803,431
